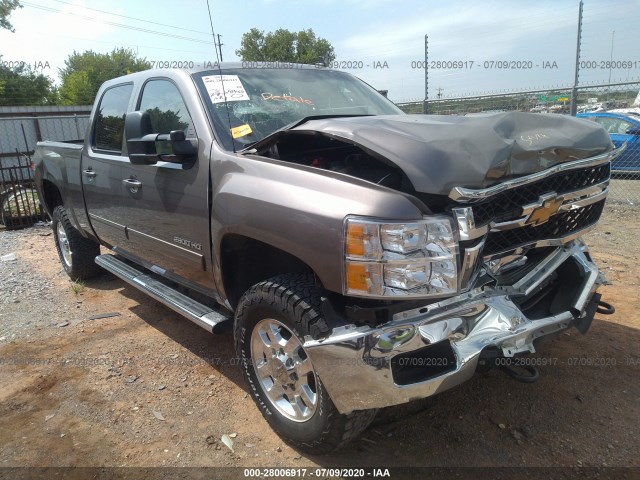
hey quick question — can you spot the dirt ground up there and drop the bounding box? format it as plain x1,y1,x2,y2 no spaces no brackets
0,203,638,477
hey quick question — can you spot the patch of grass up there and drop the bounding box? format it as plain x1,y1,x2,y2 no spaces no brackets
70,280,85,296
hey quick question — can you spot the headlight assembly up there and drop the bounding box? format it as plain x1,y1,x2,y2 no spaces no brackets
344,217,458,298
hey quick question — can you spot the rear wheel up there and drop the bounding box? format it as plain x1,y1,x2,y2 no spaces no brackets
52,206,101,280
234,273,376,454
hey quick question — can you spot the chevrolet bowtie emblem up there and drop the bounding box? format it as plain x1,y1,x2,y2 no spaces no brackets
525,194,564,226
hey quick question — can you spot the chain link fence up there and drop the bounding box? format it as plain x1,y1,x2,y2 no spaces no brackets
396,81,640,205
1,95,637,217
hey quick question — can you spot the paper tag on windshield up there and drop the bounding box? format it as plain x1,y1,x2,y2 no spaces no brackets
231,124,253,139
202,75,250,103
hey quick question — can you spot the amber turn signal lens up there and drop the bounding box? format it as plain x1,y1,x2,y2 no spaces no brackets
346,223,366,257
346,263,368,292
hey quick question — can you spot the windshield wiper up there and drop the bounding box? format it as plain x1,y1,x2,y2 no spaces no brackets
239,114,373,153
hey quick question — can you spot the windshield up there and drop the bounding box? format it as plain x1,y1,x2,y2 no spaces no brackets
193,67,403,151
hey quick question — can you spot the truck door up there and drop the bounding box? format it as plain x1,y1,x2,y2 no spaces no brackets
117,78,214,291
82,83,133,247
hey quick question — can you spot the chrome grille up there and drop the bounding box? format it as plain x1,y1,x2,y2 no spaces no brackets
471,163,610,226
483,199,605,256
449,150,620,287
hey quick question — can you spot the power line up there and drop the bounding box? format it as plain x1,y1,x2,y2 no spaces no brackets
48,0,213,36
21,2,215,46
16,28,215,57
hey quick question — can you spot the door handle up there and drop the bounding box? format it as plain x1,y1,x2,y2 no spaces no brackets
82,169,97,178
122,178,142,188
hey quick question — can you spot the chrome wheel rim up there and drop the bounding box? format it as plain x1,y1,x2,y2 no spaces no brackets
250,318,318,422
57,222,72,267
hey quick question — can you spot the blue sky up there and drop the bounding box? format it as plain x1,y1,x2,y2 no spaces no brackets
1,0,639,101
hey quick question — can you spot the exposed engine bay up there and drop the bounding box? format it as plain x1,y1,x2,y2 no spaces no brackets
247,113,613,196
254,131,415,192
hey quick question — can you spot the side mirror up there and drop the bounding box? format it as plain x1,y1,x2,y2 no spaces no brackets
125,111,158,165
168,129,198,157
625,126,640,136
124,111,198,165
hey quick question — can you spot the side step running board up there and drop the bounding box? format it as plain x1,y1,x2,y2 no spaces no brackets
95,254,230,333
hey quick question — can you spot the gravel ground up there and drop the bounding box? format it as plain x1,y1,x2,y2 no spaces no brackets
0,223,59,341
0,206,638,479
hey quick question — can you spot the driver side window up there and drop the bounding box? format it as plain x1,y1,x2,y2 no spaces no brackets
138,80,195,154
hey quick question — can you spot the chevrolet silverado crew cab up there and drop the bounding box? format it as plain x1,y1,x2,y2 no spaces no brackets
34,63,621,453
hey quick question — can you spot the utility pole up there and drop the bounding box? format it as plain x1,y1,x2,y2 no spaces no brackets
423,34,428,114
570,0,583,116
606,30,615,102
436,87,444,99
216,34,224,62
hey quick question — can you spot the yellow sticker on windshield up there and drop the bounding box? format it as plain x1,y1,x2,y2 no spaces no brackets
231,124,253,139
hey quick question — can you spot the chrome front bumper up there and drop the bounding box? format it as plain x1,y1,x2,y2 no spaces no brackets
303,240,604,414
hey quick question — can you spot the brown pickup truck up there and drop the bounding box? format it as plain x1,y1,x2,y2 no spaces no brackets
34,63,621,453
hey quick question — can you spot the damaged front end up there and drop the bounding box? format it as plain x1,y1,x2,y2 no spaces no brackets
302,145,623,415
200,66,623,415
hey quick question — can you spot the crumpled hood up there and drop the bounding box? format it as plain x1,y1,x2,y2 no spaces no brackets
293,112,613,195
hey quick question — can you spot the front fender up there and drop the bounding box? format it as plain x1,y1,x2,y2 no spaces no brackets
210,155,425,296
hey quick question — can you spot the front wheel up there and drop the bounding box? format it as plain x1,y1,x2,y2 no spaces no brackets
234,273,376,454
52,206,101,280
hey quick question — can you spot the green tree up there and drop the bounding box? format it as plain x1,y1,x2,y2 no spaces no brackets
0,0,21,32
236,28,335,65
59,48,150,105
0,60,57,106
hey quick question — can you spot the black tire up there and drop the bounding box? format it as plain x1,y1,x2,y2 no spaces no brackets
234,273,377,454
52,206,101,280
